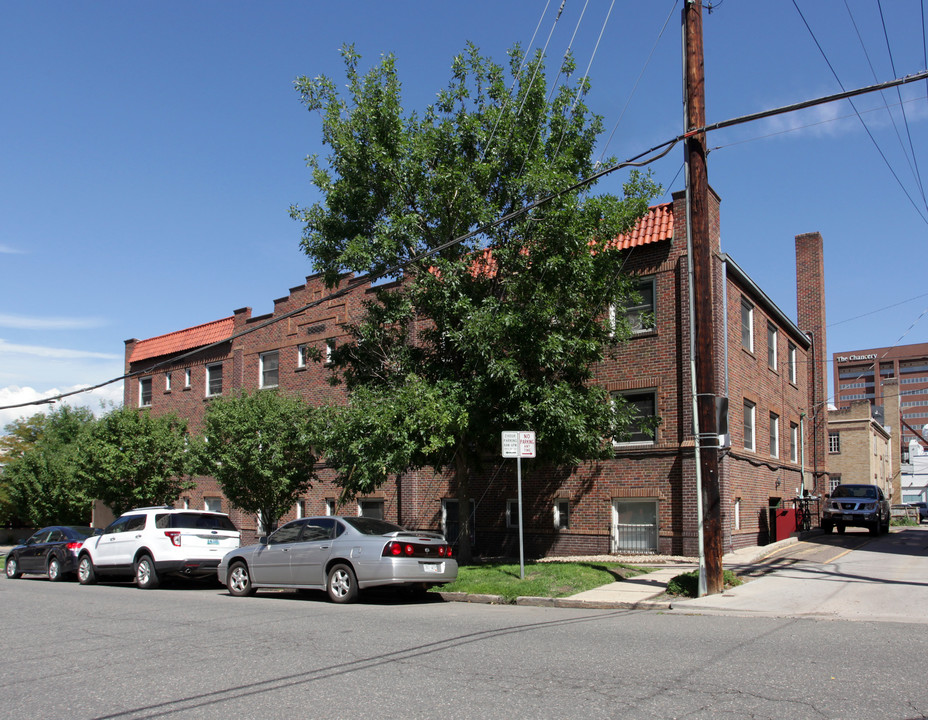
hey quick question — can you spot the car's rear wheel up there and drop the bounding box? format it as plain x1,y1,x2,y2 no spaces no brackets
135,554,160,589
47,556,63,582
227,562,254,597
326,563,358,604
77,555,96,585
5,556,22,579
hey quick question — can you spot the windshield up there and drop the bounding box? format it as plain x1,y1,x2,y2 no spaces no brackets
832,485,877,499
342,517,405,536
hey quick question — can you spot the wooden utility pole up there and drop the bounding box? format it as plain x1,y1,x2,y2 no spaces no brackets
684,0,723,594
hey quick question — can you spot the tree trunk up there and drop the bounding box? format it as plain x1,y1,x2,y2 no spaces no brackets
454,440,472,565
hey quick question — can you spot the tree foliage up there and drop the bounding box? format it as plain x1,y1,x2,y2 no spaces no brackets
4,406,96,526
77,406,193,516
198,390,318,534
292,44,660,560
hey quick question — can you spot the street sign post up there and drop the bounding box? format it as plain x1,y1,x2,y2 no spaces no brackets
501,431,535,579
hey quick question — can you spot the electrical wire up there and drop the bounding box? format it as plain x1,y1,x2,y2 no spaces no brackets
4,67,928,413
792,0,928,224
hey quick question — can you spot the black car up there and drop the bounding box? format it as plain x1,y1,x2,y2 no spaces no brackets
5,526,96,581
910,501,928,524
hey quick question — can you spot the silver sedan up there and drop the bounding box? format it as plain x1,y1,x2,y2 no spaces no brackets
217,516,458,603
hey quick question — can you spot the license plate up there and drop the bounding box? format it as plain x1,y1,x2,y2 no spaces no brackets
207,538,219,545
422,563,442,573
842,515,856,522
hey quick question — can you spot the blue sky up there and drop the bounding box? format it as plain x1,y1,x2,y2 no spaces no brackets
2,1,927,427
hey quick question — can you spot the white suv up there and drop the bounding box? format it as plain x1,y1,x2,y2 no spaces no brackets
77,507,240,589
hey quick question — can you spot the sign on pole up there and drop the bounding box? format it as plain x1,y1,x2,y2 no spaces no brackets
501,431,536,580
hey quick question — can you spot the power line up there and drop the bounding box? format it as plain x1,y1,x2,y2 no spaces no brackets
4,67,928,414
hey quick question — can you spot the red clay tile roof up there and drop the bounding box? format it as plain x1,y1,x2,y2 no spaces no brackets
129,316,234,363
607,202,674,250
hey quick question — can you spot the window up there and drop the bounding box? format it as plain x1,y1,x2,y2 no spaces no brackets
325,338,336,365
442,499,476,546
358,499,384,519
506,499,520,528
260,351,279,388
769,412,779,457
743,400,756,451
139,377,152,407
325,498,336,516
165,372,172,392
554,500,570,530
296,500,306,518
206,363,223,396
788,343,797,384
616,276,656,335
297,344,311,368
184,368,191,388
829,431,840,454
741,298,754,352
830,475,841,493
734,498,741,530
612,389,658,444
767,323,778,371
790,422,799,462
204,497,222,513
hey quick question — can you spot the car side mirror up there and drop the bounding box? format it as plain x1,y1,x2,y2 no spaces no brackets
259,536,268,545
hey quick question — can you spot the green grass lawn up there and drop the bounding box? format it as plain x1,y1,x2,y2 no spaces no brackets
436,560,652,603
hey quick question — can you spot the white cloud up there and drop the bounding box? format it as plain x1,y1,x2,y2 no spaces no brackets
0,244,25,254
0,383,123,429
0,314,106,330
0,339,119,360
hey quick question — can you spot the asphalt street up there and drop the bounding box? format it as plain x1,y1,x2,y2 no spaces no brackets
3,538,928,720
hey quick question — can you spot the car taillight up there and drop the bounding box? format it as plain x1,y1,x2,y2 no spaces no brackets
65,542,83,552
437,545,452,557
164,531,181,547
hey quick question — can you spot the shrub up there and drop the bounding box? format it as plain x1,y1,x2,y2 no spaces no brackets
666,569,743,597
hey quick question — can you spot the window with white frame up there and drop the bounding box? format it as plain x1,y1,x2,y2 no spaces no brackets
206,363,223,396
295,500,305,518
788,343,797,384
297,344,311,368
260,351,279,388
829,431,841,454
743,399,756,451
184,367,192,388
325,338,336,365
767,323,778,371
769,412,779,457
734,498,741,530
139,377,152,407
204,496,222,513
165,372,172,392
358,499,384,519
612,389,658,444
554,499,570,530
612,276,656,335
325,498,336,516
506,499,519,528
790,422,799,462
741,298,754,352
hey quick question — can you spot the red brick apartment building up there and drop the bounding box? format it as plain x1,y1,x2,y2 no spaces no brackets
125,189,829,556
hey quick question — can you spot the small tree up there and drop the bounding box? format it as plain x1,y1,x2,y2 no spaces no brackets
4,406,96,526
77,406,193,516
293,44,659,562
198,390,318,535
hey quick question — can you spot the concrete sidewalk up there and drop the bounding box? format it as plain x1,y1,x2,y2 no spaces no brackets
503,537,803,609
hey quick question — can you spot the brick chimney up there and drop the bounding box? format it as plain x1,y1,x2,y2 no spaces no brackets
795,232,828,496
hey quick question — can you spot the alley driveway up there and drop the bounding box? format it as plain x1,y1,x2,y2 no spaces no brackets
671,525,928,622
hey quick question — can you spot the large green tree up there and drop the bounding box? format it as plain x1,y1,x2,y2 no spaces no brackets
4,406,96,526
77,406,193,516
293,44,659,562
198,390,318,535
